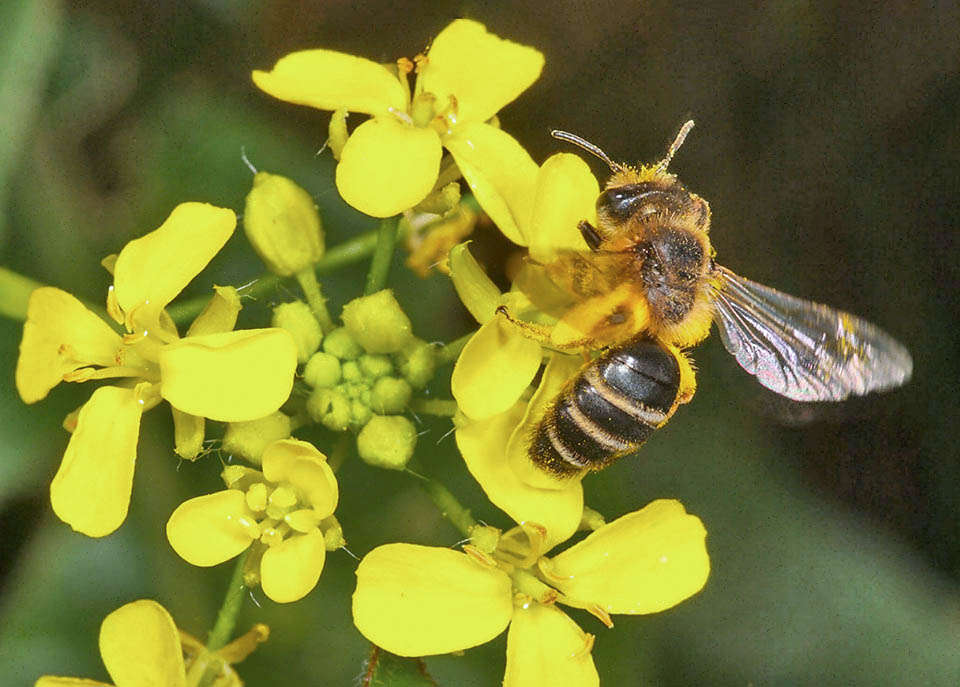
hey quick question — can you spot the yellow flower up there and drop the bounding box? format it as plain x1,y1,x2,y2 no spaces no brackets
166,439,340,603
445,153,600,545
252,19,544,218
352,499,710,686
35,599,268,687
14,203,299,537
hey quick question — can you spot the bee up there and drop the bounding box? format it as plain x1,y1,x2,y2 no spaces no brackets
506,121,913,478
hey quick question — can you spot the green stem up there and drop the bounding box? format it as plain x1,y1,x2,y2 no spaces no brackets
408,398,459,417
435,330,475,366
408,459,477,537
205,549,250,652
0,266,110,323
364,217,400,295
295,268,335,333
168,228,381,325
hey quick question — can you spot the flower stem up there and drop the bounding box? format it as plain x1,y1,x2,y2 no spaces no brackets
407,459,477,537
168,228,381,324
295,268,336,333
435,330,475,366
408,398,459,416
205,549,250,652
364,216,400,295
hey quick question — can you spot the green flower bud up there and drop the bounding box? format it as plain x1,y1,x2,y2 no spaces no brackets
341,290,413,354
394,337,437,389
322,514,345,550
338,381,366,399
323,327,363,360
272,301,323,363
341,360,363,383
358,353,393,380
243,172,325,276
349,399,373,430
370,376,412,414
356,415,417,470
469,524,501,555
307,387,351,432
222,411,292,465
303,352,341,388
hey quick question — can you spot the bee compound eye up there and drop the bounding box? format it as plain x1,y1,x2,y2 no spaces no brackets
597,185,642,222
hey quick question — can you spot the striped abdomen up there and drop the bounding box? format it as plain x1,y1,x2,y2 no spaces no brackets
529,338,681,477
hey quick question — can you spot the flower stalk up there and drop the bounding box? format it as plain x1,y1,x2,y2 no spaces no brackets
365,216,400,295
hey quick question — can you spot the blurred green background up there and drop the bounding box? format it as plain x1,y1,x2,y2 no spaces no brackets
1,1,958,685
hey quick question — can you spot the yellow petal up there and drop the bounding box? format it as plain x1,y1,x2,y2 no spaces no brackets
421,19,544,125
252,50,407,117
260,528,326,603
185,285,242,337
336,118,442,217
99,600,187,687
50,385,143,537
166,490,257,566
352,543,513,656
36,678,112,686
504,603,598,687
550,499,710,614
448,242,503,324
16,287,123,403
527,154,599,262
456,401,583,551
159,328,297,422
113,203,236,334
451,316,542,420
261,439,338,517
444,122,538,245
506,353,585,490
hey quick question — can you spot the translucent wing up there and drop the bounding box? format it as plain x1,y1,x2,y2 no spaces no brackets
513,251,649,347
517,250,640,308
712,265,913,401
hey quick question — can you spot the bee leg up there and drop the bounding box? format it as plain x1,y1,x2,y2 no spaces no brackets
495,305,555,343
495,305,592,349
578,221,603,251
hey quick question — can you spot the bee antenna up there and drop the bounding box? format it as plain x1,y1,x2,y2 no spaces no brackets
656,120,695,173
551,130,623,173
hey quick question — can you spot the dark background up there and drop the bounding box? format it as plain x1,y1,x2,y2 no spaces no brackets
1,1,958,685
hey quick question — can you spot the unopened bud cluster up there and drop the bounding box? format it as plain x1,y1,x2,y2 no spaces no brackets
301,290,436,469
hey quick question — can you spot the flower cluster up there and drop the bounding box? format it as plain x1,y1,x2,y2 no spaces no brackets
302,289,436,469
20,17,713,687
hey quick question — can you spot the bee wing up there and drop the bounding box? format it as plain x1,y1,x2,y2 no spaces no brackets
516,250,639,316
712,265,913,401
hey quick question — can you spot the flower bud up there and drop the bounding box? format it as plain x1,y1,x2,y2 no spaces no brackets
272,301,323,363
393,337,436,389
243,172,325,276
222,411,293,465
341,290,413,354
322,327,363,360
303,351,342,388
341,360,363,383
370,377,412,414
350,399,373,430
358,353,393,379
307,387,351,431
322,515,345,550
356,415,417,470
